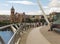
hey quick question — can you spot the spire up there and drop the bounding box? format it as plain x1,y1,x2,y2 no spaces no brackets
11,6,14,10
23,12,25,15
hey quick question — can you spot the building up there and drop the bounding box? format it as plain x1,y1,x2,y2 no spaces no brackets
10,6,51,23
0,15,9,22
10,6,25,23
49,12,60,22
10,6,43,23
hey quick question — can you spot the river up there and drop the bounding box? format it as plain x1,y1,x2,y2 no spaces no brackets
0,30,13,44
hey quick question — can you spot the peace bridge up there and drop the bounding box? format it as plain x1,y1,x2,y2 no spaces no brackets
0,22,60,44
0,0,60,44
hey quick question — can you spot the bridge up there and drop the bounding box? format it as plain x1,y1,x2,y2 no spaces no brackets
1,0,60,44
0,23,51,44
0,0,51,44
0,22,60,44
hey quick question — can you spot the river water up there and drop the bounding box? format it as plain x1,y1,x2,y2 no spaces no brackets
0,31,13,44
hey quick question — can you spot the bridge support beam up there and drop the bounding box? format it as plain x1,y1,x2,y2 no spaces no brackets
11,25,16,33
15,24,19,29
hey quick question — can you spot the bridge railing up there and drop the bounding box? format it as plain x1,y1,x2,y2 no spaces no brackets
8,23,32,44
8,23,40,44
0,24,14,30
8,24,23,44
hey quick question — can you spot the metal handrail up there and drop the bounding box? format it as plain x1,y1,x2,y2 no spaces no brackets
8,24,22,44
8,23,31,44
8,23,40,44
0,24,14,30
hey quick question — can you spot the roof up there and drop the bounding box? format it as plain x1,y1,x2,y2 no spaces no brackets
11,6,15,10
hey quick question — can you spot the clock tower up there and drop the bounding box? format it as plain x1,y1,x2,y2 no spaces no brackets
10,6,15,22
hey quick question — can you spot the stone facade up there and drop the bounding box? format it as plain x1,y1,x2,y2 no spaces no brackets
10,6,51,23
10,6,25,23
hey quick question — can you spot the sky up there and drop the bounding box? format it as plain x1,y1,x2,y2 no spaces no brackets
0,0,60,15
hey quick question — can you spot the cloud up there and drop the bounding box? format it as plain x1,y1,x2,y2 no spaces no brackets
0,10,10,15
50,7,60,12
48,0,60,13
26,6,51,15
49,0,60,7
26,11,42,15
2,4,9,6
0,0,60,15
7,1,36,5
0,3,9,6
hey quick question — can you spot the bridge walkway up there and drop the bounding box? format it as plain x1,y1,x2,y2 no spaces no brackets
20,26,51,44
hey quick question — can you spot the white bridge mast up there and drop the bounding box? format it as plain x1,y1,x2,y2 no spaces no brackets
37,0,50,24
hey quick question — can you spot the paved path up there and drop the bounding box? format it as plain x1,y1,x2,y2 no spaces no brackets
40,25,60,44
26,27,51,44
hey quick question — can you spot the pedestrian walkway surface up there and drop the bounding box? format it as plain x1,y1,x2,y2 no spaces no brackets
40,25,60,44
26,27,51,44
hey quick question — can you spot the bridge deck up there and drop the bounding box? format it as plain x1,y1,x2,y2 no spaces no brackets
40,26,60,44
20,27,51,44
